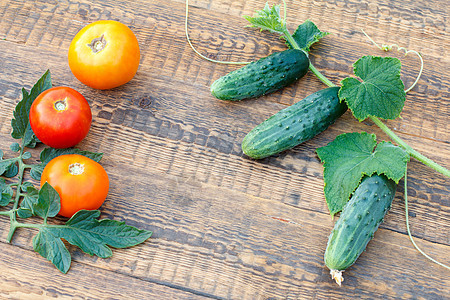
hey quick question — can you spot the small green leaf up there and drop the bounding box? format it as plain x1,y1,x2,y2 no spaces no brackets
244,2,286,35
17,208,33,219
33,182,61,220
316,132,409,216
11,70,52,147
0,178,13,206
20,181,34,192
30,148,103,181
339,56,406,121
0,158,16,177
287,20,330,52
18,185,39,218
33,228,71,273
22,152,32,160
10,143,21,152
4,163,18,178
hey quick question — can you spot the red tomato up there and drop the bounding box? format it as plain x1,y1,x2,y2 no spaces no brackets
40,154,109,218
29,87,92,149
68,20,140,90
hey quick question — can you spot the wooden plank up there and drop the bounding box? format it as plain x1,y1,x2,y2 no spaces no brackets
0,244,211,299
0,162,448,299
0,0,448,299
0,39,447,246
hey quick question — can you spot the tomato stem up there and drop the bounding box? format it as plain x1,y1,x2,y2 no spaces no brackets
6,141,27,243
54,98,68,111
88,34,107,53
69,163,85,175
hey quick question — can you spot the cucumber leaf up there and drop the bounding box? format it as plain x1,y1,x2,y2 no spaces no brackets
244,2,286,35
30,148,103,180
316,132,409,216
11,70,51,148
287,20,330,52
339,56,405,121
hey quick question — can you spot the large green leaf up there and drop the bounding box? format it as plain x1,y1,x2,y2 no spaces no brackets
33,182,61,220
316,132,409,216
30,148,103,180
287,20,330,52
339,56,405,121
11,70,51,147
32,210,152,273
51,210,152,257
33,228,72,273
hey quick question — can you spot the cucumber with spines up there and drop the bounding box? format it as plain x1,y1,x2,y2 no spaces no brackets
241,87,347,159
325,174,397,286
210,49,309,101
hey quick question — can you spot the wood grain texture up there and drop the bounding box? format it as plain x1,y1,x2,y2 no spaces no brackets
0,0,448,299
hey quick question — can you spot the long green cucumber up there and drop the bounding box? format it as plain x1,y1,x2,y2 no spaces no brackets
210,49,309,101
325,174,397,286
241,87,347,159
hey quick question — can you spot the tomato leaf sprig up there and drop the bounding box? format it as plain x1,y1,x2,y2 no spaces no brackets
0,71,152,273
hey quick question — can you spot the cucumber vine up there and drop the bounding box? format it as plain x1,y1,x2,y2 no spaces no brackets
0,70,152,273
185,0,449,275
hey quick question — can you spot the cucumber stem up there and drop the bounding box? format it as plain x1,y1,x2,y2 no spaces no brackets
370,116,450,177
294,40,449,177
282,28,336,88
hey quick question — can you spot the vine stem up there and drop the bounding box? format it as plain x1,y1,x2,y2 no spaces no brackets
6,140,26,243
370,116,450,177
404,170,450,270
282,28,335,88
185,0,336,88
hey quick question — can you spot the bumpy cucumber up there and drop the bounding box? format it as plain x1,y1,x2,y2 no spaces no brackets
210,49,309,101
242,87,346,159
325,174,397,286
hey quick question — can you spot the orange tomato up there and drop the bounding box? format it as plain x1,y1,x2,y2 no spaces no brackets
68,20,140,90
29,87,92,149
40,154,109,218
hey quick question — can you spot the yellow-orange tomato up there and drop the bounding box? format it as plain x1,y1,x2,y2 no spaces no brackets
41,154,109,218
68,20,140,90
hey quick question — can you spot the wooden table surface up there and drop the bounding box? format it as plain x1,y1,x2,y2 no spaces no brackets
0,0,449,299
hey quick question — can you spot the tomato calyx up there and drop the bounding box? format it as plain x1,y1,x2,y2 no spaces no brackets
88,34,107,53
53,98,68,111
69,163,85,175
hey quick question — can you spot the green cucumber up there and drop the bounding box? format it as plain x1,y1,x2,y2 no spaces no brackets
325,174,397,286
210,49,309,101
242,87,346,159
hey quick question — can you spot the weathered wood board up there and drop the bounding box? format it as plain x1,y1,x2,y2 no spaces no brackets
0,0,448,299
